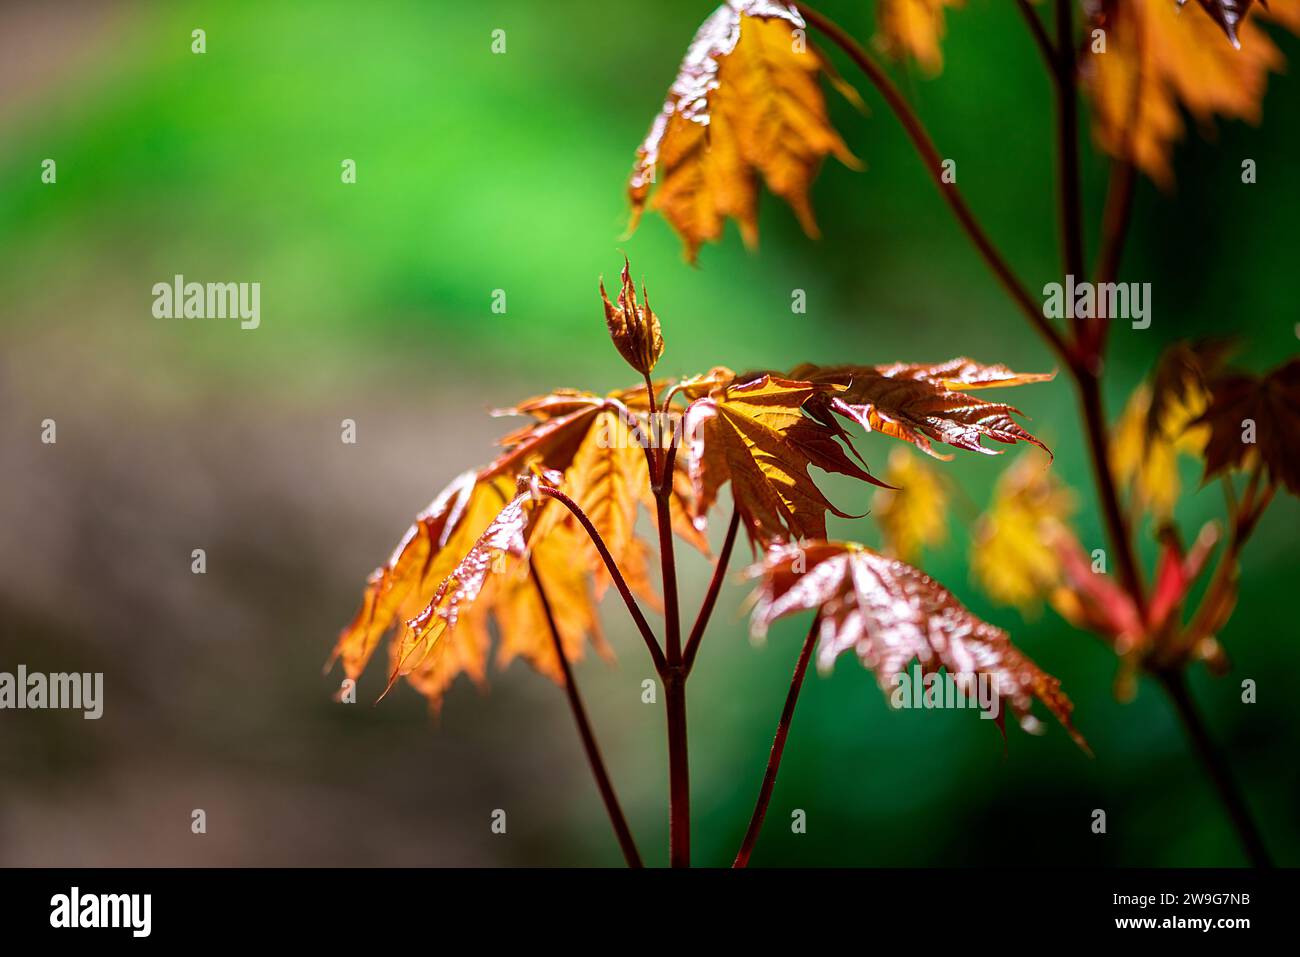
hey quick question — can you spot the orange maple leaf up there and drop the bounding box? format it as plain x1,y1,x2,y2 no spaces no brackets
628,0,860,262
683,373,887,546
1083,0,1300,187
874,0,965,75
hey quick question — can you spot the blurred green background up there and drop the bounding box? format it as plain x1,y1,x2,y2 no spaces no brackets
1,0,1296,867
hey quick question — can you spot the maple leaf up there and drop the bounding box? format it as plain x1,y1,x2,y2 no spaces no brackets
600,257,664,377
488,384,707,562
683,373,887,546
628,0,860,262
872,446,949,563
1110,381,1209,520
1185,0,1256,46
1083,0,1299,186
791,359,1053,459
874,0,965,75
492,522,613,683
971,450,1075,612
330,469,489,682
1194,357,1300,496
1049,522,1220,689
748,540,1087,749
396,476,608,693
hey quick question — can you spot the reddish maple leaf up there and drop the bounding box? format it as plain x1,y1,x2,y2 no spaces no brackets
749,540,1087,749
790,360,1052,459
1195,357,1300,496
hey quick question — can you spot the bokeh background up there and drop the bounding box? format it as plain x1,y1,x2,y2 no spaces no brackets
1,0,1296,867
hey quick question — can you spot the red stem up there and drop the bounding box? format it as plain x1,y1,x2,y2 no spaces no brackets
535,484,666,674
797,2,1070,362
652,437,691,867
529,561,643,867
734,614,819,868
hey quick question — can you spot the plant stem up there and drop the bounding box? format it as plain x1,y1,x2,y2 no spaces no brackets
1156,669,1272,867
652,437,691,867
796,2,1070,362
664,670,690,867
1073,371,1146,613
1053,0,1086,297
683,507,740,675
536,484,667,673
530,561,643,867
1014,0,1056,71
734,614,819,868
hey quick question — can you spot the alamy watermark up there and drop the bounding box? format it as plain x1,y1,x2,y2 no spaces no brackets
1043,273,1150,329
152,274,260,330
890,663,999,720
0,665,103,719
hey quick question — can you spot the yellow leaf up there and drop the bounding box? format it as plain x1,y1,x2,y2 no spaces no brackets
1083,0,1297,187
971,451,1075,612
873,446,949,563
874,0,964,76
1110,379,1209,521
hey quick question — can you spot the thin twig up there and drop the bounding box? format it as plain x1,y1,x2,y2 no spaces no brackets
535,484,666,674
1015,0,1056,71
683,507,741,675
1053,0,1086,290
796,2,1071,363
734,613,820,868
529,560,643,867
1156,669,1272,867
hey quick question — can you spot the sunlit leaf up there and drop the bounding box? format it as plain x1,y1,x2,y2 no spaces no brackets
1083,0,1298,186
749,539,1087,749
628,0,860,262
792,359,1052,459
684,373,886,547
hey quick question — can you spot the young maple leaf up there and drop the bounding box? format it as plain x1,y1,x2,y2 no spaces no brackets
329,469,485,681
492,522,613,684
1194,357,1300,496
628,0,861,262
790,359,1053,459
683,373,888,547
748,539,1088,750
395,475,608,693
971,450,1076,613
874,0,965,75
1083,0,1299,186
872,446,949,563
488,385,707,561
600,257,664,377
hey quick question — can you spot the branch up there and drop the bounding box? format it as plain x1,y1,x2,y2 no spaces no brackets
651,433,692,867
535,484,667,674
734,613,819,868
797,2,1071,363
529,561,643,867
1052,0,1087,300
1074,373,1146,614
683,507,741,675
1156,669,1272,867
1014,0,1056,74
